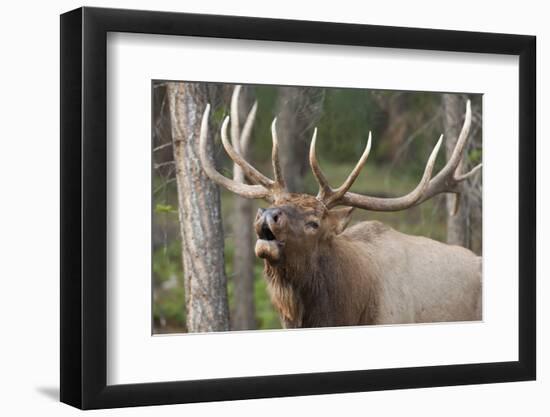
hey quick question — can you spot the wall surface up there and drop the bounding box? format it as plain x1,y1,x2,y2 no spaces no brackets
0,0,546,415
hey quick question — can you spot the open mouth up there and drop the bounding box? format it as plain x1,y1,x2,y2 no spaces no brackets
258,223,276,241
255,222,282,262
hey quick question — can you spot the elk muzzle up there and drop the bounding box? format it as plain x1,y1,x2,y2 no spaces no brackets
254,208,285,262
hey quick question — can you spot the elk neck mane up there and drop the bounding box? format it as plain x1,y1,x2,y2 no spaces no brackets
263,223,383,328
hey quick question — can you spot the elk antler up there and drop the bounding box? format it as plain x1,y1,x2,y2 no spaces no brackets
310,99,481,211
199,104,273,200
310,128,374,206
226,85,272,188
200,86,480,211
198,85,287,202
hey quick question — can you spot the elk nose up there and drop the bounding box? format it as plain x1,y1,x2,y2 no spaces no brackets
263,208,282,224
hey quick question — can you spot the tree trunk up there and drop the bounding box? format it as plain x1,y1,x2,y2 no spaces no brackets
373,92,410,162
167,82,230,332
231,86,256,330
275,87,325,193
442,94,469,247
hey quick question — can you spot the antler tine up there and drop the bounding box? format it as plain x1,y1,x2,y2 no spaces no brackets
227,85,271,187
412,99,481,205
230,85,243,154
449,100,482,185
309,127,332,200
240,101,258,152
447,99,472,172
230,85,258,151
271,118,287,190
456,162,482,181
336,135,443,211
220,116,274,188
198,104,273,201
327,132,373,205
311,129,373,205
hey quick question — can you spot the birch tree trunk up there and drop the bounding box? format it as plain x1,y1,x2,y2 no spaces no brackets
442,94,469,247
167,82,230,332
275,87,325,193
231,86,256,330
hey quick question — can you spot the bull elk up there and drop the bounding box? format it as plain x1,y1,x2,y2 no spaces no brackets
199,86,482,328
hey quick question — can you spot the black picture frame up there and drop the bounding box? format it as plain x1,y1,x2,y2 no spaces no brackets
60,6,536,410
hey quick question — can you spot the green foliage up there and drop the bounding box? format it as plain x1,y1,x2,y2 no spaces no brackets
154,203,177,214
316,89,378,163
153,239,185,330
153,286,186,331
153,239,181,284
468,148,482,165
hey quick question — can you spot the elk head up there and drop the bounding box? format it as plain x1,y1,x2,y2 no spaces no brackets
199,86,481,265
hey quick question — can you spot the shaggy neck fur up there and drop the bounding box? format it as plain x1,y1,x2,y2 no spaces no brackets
263,234,375,328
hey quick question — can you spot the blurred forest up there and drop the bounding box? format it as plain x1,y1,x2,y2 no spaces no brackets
152,82,482,334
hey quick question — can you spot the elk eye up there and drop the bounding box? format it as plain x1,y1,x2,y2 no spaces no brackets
306,221,319,230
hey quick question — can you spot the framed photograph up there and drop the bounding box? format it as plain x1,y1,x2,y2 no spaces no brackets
60,6,536,409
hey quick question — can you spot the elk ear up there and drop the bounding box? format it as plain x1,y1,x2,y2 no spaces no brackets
329,207,355,234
